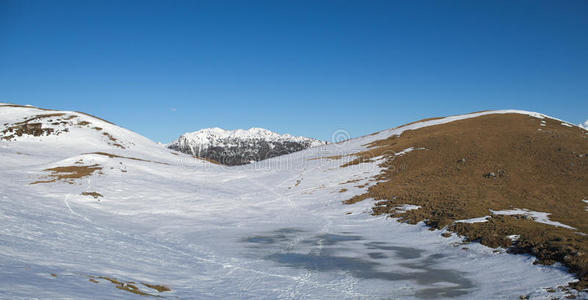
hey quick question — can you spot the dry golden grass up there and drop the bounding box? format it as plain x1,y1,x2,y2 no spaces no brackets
142,283,171,293
97,276,152,296
343,113,588,290
81,192,103,198
87,275,171,297
31,165,103,184
101,132,125,149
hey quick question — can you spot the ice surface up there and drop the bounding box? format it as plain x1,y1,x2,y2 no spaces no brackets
490,209,575,230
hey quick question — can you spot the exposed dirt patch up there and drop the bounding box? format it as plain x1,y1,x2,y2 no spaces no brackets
81,191,103,199
31,165,103,184
101,132,125,149
344,113,588,289
87,275,171,297
142,283,171,293
1,113,66,140
342,178,362,184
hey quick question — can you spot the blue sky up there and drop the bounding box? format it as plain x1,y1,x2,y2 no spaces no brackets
1,0,587,142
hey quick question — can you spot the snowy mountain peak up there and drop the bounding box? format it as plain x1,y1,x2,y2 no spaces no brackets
177,127,319,144
168,127,326,165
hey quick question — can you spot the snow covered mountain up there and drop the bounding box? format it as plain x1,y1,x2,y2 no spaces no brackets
168,127,326,165
1,103,586,299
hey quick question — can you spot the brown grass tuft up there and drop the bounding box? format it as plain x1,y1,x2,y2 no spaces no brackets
31,165,102,184
142,283,172,293
101,132,125,149
82,192,103,198
89,276,171,297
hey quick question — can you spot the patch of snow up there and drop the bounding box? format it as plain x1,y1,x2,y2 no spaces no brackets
394,204,421,213
583,200,588,211
490,209,575,230
455,216,490,224
395,147,426,156
507,235,521,241
579,120,588,130
561,122,573,127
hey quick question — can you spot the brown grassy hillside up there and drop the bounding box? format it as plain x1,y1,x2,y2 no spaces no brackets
344,113,588,290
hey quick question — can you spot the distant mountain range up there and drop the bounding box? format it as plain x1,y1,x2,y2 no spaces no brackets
167,127,326,165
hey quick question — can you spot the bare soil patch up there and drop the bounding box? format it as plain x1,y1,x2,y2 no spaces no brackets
81,191,103,198
31,165,103,184
101,132,125,148
1,113,66,140
344,113,588,289
88,275,171,297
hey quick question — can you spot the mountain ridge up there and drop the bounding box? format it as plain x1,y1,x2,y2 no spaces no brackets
168,127,326,165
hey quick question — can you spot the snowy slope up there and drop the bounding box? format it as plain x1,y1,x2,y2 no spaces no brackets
168,127,326,165
0,105,585,299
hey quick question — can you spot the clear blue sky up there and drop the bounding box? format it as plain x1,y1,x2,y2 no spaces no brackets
1,0,587,142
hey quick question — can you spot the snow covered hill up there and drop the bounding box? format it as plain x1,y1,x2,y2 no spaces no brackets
0,103,586,299
168,127,326,165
